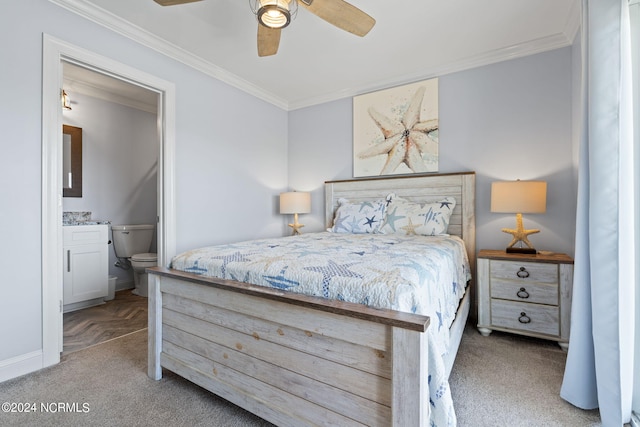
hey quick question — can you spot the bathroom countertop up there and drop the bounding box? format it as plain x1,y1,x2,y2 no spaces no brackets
63,220,111,226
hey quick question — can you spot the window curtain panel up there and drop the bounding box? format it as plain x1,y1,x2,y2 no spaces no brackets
560,0,636,426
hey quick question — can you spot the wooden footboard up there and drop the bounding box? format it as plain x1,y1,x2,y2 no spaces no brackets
148,268,430,427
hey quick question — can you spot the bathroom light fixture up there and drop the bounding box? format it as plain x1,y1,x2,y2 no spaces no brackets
280,191,310,235
251,0,297,29
491,180,547,254
62,90,72,110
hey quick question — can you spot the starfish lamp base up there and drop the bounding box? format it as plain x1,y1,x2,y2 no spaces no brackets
501,213,540,254
288,213,305,235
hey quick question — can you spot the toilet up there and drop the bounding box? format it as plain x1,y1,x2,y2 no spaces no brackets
111,224,157,297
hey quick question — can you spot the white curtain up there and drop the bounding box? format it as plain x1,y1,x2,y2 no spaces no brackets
632,1,640,420
560,0,636,426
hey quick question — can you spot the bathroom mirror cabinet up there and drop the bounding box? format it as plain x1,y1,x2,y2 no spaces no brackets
63,124,82,198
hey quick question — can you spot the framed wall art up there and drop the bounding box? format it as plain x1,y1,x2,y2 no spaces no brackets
353,78,439,177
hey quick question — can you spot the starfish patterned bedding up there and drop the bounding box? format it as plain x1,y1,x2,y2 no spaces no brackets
170,231,471,426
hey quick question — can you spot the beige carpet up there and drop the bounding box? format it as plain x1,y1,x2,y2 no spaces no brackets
0,325,601,426
450,325,601,426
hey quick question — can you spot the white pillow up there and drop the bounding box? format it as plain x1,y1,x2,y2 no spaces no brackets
380,194,456,236
328,198,388,234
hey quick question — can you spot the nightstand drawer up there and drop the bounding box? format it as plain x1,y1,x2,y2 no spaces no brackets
490,260,559,285
491,280,558,305
491,300,559,336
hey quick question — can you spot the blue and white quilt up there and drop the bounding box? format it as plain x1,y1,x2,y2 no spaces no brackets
170,232,471,426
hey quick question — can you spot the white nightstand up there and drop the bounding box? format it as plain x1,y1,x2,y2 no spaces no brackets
476,249,574,350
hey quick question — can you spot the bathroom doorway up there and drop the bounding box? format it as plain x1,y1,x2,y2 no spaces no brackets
42,35,177,367
60,62,157,354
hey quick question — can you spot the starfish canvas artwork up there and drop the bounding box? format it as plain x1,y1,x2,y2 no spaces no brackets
353,78,439,177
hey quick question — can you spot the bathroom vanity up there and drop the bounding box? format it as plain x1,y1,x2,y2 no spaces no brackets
63,224,109,312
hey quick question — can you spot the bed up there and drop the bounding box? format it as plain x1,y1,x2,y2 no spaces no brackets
147,171,476,426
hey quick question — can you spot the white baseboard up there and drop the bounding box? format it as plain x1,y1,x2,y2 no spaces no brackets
630,411,640,427
63,298,105,313
0,350,43,383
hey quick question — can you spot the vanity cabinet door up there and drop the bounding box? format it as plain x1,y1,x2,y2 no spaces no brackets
63,225,108,305
63,244,108,304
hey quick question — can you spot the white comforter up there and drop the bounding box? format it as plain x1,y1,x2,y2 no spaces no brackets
170,232,471,426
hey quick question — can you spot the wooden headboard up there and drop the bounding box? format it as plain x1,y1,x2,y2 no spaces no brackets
324,172,476,270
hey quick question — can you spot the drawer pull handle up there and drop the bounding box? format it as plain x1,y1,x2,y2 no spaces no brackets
517,287,530,299
518,312,531,324
516,267,530,278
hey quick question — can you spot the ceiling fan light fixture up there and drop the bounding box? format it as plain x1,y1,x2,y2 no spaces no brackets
260,5,289,28
252,0,296,29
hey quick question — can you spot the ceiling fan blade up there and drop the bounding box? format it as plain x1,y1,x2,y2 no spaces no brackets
298,0,375,37
257,25,281,57
153,0,203,6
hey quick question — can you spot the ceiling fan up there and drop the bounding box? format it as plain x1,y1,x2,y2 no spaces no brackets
153,0,375,57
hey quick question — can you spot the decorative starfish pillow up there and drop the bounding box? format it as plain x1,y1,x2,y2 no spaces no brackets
328,197,388,234
380,194,456,236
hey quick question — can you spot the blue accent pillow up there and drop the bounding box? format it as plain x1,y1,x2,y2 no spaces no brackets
328,197,388,234
380,194,456,236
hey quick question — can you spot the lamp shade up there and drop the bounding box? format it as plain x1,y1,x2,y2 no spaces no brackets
280,191,311,214
491,180,547,214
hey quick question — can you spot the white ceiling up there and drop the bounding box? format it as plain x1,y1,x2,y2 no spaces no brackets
53,0,580,111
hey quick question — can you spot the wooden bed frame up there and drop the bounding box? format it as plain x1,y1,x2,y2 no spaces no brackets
147,171,475,426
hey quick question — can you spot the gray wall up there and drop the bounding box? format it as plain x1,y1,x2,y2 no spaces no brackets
288,48,577,256
0,0,288,363
62,92,158,287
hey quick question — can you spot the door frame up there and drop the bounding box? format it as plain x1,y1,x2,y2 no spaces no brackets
42,34,176,367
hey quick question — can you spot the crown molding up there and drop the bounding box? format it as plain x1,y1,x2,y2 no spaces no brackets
48,0,289,110
288,31,574,110
50,0,578,112
564,0,582,43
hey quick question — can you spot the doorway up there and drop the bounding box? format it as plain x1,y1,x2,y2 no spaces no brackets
61,62,157,354
42,35,176,368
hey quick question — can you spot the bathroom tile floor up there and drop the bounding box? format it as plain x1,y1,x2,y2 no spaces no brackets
62,290,147,355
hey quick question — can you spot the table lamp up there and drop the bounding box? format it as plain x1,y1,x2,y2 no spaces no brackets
280,191,311,235
491,180,547,254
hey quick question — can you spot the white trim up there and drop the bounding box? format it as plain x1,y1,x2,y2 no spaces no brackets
49,0,577,111
42,35,64,365
630,0,640,419
48,0,288,110
564,0,582,44
290,32,574,110
0,351,43,383
157,82,177,269
41,34,176,373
